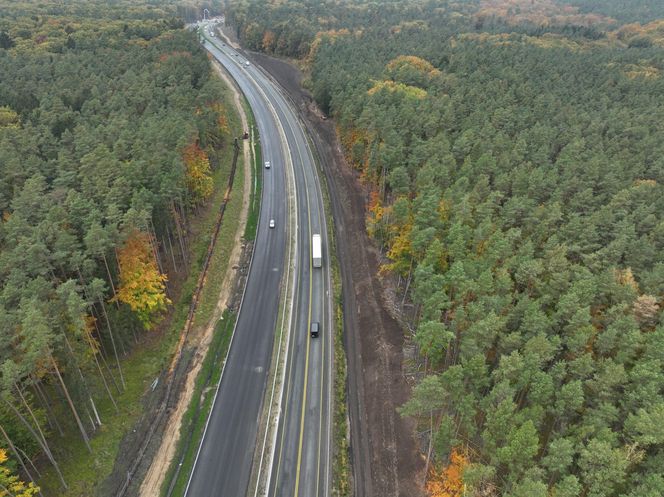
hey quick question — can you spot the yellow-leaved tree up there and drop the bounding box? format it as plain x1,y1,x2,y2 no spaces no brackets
0,106,19,128
114,230,170,329
183,141,213,205
385,55,442,89
0,449,39,497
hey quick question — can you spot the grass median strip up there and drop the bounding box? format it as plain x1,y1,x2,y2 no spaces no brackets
244,96,262,242
332,275,350,497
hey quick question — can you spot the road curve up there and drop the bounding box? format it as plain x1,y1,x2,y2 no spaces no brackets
183,25,333,497
253,51,333,497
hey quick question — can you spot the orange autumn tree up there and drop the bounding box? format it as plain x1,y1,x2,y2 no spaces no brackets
182,141,213,205
262,29,276,52
427,448,469,497
115,230,170,329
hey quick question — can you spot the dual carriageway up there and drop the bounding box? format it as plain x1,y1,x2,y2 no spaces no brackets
183,24,334,497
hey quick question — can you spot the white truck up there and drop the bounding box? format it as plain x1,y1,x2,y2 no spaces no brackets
312,234,322,268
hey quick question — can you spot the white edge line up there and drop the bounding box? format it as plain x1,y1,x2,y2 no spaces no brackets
253,49,336,497
184,30,268,497
252,53,300,497
269,69,335,497
209,25,334,497
192,27,301,497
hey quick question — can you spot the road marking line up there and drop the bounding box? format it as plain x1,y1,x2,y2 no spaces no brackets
293,150,314,497
315,189,326,497
195,32,298,497
237,50,333,497
183,30,269,497
249,72,299,497
279,99,328,497
253,81,309,497
286,115,327,497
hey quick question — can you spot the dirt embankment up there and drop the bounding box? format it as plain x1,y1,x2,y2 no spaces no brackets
249,52,425,497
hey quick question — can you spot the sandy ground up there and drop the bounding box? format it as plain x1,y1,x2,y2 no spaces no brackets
137,62,253,497
249,52,426,497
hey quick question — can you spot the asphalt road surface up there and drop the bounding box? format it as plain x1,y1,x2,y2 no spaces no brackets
184,26,333,497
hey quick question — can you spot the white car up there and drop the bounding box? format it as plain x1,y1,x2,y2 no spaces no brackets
264,161,271,169
269,219,275,229
245,61,250,67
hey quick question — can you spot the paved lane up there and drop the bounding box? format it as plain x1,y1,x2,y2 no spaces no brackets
184,26,333,497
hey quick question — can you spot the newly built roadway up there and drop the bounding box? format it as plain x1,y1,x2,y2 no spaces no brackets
184,25,333,497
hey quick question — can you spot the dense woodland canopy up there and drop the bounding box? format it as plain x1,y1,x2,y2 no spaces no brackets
0,0,228,491
228,0,664,495
558,0,664,24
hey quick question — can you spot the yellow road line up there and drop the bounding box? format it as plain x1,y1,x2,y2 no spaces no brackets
272,269,299,491
315,251,325,497
293,140,314,497
258,73,298,497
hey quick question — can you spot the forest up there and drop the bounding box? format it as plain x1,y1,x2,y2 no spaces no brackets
0,0,231,493
558,0,664,24
226,0,664,496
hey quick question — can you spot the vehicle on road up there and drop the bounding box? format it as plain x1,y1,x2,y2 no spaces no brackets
245,61,250,67
265,161,271,169
269,219,275,229
312,234,322,268
310,321,320,338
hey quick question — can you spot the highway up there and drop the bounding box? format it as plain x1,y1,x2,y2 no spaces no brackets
184,24,333,497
